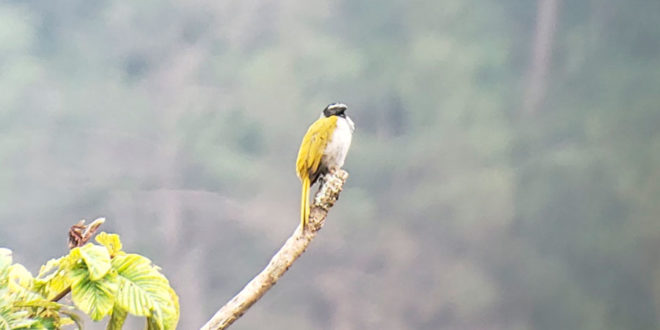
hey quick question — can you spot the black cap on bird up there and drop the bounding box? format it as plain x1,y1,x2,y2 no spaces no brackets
323,103,348,117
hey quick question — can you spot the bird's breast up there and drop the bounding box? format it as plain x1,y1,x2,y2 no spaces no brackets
322,116,354,170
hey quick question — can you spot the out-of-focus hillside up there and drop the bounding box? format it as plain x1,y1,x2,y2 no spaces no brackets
1,0,659,329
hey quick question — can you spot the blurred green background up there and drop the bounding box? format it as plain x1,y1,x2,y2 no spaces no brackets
1,0,659,329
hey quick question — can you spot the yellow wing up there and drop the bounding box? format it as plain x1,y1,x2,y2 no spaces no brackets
296,116,338,180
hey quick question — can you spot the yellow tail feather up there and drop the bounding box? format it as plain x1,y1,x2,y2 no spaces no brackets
301,176,310,229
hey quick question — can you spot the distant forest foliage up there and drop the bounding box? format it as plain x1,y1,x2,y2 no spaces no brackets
0,0,658,329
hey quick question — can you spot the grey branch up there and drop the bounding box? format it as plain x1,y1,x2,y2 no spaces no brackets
201,170,349,330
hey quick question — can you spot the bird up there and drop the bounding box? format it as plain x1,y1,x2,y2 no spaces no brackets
296,103,355,230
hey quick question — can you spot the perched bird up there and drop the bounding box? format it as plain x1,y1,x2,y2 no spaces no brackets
296,103,355,229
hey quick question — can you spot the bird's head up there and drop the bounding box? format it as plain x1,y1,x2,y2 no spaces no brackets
323,103,348,118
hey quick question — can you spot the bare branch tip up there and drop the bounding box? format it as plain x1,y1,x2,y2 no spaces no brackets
68,217,106,249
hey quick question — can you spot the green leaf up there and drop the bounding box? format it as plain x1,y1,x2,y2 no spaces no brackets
146,315,160,330
34,256,72,300
40,271,71,301
0,251,12,290
95,233,123,258
0,300,39,330
163,286,179,330
70,265,118,321
106,306,127,330
0,248,11,281
12,299,63,310
7,264,32,289
7,264,41,301
112,254,179,329
71,244,111,281
23,319,55,330
36,257,65,281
